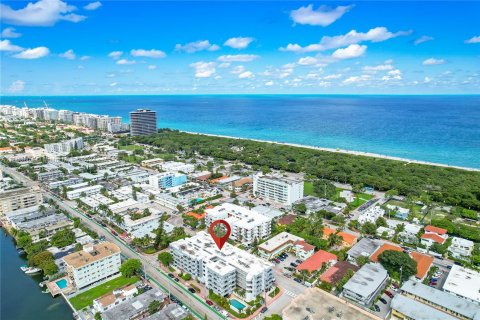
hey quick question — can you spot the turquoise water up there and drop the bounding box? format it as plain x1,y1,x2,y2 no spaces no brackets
1,95,479,168
56,279,68,289
230,299,246,310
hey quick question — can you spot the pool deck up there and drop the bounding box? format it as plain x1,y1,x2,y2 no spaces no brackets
47,276,74,297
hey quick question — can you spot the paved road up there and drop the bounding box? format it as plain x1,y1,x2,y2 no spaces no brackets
0,164,224,320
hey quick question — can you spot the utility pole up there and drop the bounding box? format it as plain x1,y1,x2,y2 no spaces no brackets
399,266,403,287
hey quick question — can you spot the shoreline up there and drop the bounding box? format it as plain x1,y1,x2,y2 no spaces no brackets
180,131,480,172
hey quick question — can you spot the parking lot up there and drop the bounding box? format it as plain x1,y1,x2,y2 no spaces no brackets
371,282,399,319
426,266,449,289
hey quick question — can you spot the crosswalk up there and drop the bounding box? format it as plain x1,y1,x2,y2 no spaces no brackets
284,290,297,298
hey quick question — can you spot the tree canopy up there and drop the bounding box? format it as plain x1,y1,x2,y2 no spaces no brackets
378,250,417,281
120,259,142,278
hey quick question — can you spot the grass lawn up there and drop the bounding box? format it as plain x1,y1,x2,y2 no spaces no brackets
69,275,139,310
119,144,144,151
304,182,315,196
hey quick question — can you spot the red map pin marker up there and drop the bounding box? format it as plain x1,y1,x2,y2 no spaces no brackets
209,220,231,250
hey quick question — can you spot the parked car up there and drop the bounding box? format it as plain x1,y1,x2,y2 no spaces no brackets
290,262,298,267
374,305,380,312
206,300,214,306
385,291,394,298
273,259,280,264
379,298,387,304
260,307,268,314
174,277,180,282
168,273,175,278
296,260,303,264
293,278,302,283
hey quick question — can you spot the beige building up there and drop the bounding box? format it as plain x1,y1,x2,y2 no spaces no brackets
64,242,122,290
0,187,43,216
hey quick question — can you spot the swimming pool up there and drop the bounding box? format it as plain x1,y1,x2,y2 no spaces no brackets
56,279,68,289
230,299,246,311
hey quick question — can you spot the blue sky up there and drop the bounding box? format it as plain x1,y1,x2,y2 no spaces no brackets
1,1,479,95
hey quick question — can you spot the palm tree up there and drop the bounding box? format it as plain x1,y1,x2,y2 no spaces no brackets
328,233,342,248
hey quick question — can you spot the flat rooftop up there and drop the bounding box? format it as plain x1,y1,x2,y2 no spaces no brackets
391,294,458,320
102,289,166,320
258,232,303,253
401,279,480,319
63,242,120,269
442,264,480,303
283,287,379,320
347,238,382,259
343,263,387,296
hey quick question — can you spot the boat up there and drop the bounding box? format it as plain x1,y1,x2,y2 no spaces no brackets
20,265,42,274
17,249,26,255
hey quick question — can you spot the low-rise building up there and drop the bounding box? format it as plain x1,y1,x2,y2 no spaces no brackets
346,238,382,264
320,261,359,285
149,172,187,189
342,263,388,306
93,284,138,313
140,158,164,168
258,232,303,259
161,161,195,173
101,289,167,320
421,225,448,248
409,251,434,281
448,237,474,259
170,231,274,301
296,250,337,273
391,294,459,320
0,187,43,216
67,185,102,200
401,279,480,319
442,265,480,304
63,242,121,289
37,170,63,182
358,206,385,224
205,203,272,245
293,240,315,261
44,137,84,155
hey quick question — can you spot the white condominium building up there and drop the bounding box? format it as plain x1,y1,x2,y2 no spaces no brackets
63,242,121,290
161,161,195,173
44,137,84,155
170,231,274,301
0,187,43,216
205,203,272,245
66,185,102,200
253,174,303,206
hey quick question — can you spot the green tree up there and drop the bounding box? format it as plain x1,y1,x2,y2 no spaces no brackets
362,222,377,235
378,250,417,281
119,259,142,278
50,229,76,247
356,255,370,266
148,300,161,314
294,203,307,214
157,252,174,267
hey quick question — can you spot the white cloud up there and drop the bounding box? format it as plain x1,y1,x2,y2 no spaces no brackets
110,82,118,87
59,49,75,60
108,51,123,60
175,40,220,53
414,35,433,45
130,49,166,58
323,74,342,80
331,44,366,60
465,36,480,44
218,62,231,68
423,58,445,65
238,71,254,79
116,59,136,65
290,4,353,27
13,46,49,59
84,1,101,10
342,74,370,85
0,39,24,52
0,0,86,26
362,64,393,73
384,59,393,64
280,27,410,53
297,56,319,66
265,81,274,86
190,61,216,78
217,54,259,62
80,55,90,60
224,37,254,49
7,80,25,93
147,65,157,70
230,65,246,74
382,69,402,81
424,76,432,83
106,73,116,78
1,27,21,38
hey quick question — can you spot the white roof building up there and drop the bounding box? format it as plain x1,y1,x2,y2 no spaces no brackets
448,237,474,259
170,231,274,301
258,232,303,259
442,265,480,304
358,206,385,225
205,203,272,245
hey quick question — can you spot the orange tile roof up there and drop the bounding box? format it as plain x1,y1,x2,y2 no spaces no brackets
410,251,434,280
322,227,336,238
320,261,359,284
421,233,446,244
186,212,206,220
209,176,229,184
370,243,403,262
338,231,357,245
278,214,296,225
296,250,338,273
294,240,315,252
425,225,447,235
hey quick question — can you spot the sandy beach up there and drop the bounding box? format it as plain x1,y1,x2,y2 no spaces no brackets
181,131,480,173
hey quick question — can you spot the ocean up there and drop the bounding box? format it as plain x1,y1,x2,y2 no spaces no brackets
1,95,479,168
